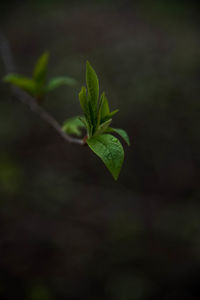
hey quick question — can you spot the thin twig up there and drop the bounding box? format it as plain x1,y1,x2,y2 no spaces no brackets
0,32,84,145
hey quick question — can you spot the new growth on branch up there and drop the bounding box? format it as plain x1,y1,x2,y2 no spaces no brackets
0,33,130,180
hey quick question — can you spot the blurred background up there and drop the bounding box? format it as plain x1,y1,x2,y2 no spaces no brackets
0,0,200,299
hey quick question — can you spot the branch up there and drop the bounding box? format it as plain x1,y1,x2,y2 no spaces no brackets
0,32,84,145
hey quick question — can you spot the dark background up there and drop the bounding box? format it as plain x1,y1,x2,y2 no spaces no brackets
0,0,200,299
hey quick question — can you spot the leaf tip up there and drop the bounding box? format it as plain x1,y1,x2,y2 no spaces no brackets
43,51,50,59
3,73,15,83
3,75,9,82
113,173,119,181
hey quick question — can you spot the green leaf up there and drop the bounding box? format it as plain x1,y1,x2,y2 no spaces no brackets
95,119,112,136
87,134,124,180
86,61,99,128
107,109,119,119
4,74,36,94
46,76,77,91
97,92,106,126
97,92,104,125
100,93,110,121
79,116,88,130
101,109,119,123
33,52,49,84
79,86,92,135
62,116,85,137
88,101,96,135
79,86,89,117
107,127,130,146
86,61,99,107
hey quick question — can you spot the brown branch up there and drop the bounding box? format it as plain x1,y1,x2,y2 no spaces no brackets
0,32,84,145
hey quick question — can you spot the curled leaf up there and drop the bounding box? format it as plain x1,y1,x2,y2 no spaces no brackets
46,76,77,91
107,127,130,145
62,116,86,137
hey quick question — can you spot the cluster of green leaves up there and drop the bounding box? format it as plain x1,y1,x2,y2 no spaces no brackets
4,52,76,100
3,52,130,180
62,62,130,180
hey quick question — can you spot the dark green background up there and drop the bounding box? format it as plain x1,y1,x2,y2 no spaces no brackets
0,1,200,299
